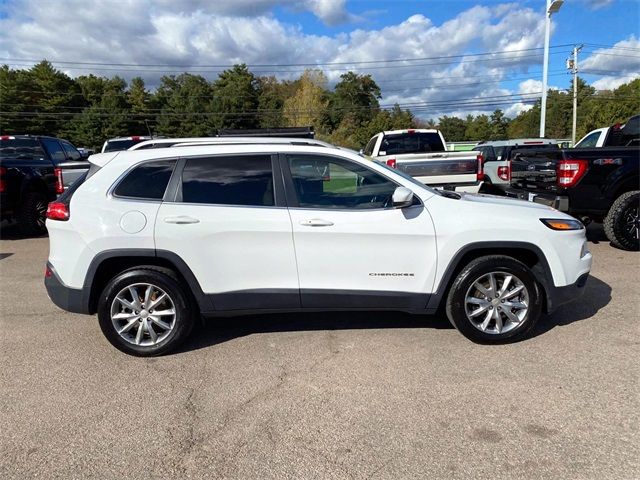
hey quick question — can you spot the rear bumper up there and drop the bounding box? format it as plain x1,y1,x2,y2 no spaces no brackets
504,188,569,212
544,273,589,314
44,262,90,314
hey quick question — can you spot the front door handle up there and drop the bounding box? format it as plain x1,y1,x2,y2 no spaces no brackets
300,219,334,227
164,216,200,224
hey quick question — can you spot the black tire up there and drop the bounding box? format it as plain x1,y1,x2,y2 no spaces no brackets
17,191,48,236
603,191,639,251
97,267,196,356
445,255,542,344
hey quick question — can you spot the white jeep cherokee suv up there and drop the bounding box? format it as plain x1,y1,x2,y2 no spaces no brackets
44,144,592,356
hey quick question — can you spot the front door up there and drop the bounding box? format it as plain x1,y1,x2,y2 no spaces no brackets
282,153,437,310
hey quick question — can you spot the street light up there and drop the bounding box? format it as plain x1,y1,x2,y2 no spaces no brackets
540,0,564,138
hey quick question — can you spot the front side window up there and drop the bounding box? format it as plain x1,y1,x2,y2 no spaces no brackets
181,155,274,206
61,141,82,161
113,160,175,200
41,138,66,162
287,155,397,209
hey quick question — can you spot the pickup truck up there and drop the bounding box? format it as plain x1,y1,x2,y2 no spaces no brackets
0,135,89,235
362,129,483,193
505,116,640,251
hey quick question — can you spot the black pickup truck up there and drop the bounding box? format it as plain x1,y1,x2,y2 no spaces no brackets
0,135,89,235
505,117,639,251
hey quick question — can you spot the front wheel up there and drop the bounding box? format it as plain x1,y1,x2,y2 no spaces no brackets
97,267,196,356
445,256,542,343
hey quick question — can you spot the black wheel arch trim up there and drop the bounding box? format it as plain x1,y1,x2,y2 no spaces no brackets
82,248,214,314
426,241,558,314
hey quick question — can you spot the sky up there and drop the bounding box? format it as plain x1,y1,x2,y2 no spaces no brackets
1,0,639,119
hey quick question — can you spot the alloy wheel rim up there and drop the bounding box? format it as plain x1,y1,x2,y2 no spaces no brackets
623,205,639,241
110,283,176,346
464,271,529,335
36,200,47,228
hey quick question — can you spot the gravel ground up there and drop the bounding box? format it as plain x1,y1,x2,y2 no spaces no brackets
0,223,638,479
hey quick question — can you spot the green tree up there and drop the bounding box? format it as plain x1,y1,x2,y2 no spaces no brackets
489,109,509,140
329,72,381,128
127,77,152,135
210,64,260,130
437,115,467,141
154,73,214,137
465,114,491,141
283,69,329,131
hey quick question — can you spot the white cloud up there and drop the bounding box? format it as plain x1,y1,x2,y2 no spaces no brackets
592,74,639,90
586,0,614,10
581,37,640,74
0,1,632,120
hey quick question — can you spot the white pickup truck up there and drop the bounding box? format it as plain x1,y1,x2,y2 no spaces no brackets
362,129,483,193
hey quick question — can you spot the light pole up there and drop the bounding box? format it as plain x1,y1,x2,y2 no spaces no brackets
540,0,564,138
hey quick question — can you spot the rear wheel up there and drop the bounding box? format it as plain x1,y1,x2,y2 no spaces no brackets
604,191,639,251
18,191,48,236
445,256,542,343
97,267,196,356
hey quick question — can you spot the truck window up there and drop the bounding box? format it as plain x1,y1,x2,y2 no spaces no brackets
61,141,83,161
575,131,601,148
0,138,46,160
363,136,377,156
41,138,67,162
380,132,445,155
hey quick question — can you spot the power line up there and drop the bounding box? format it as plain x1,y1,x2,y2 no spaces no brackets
2,51,573,74
0,45,574,69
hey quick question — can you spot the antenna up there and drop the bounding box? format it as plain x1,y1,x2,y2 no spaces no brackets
144,119,153,138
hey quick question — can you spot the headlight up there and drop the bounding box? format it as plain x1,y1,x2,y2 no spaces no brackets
540,218,584,230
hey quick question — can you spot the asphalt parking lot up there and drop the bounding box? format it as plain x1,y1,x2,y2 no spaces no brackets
0,223,638,479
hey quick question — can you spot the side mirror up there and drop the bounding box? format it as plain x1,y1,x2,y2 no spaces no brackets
392,186,414,208
358,149,364,155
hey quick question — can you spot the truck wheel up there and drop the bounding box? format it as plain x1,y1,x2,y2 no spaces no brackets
445,255,542,344
603,191,639,251
18,191,48,236
97,267,196,356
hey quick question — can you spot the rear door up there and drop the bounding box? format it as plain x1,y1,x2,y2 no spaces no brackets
282,152,437,310
154,153,300,311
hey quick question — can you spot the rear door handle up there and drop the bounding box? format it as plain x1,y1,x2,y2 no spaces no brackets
164,216,200,224
300,219,334,227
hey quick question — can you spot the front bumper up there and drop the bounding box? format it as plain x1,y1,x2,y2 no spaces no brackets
544,273,589,314
44,262,90,314
504,188,569,212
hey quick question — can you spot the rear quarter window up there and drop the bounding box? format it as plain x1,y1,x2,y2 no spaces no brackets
113,160,176,200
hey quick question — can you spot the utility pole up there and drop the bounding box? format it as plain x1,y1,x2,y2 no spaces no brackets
567,44,583,145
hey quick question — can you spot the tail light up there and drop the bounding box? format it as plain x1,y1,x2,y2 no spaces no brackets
386,158,397,169
557,159,588,188
498,164,510,181
46,202,69,221
54,168,64,194
0,167,6,193
476,154,484,181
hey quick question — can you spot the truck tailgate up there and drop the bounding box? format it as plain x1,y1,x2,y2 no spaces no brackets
58,161,90,189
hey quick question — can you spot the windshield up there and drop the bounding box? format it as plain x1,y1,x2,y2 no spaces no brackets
0,138,46,159
380,132,445,155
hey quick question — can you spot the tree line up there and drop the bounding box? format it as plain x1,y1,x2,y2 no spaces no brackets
1,61,638,150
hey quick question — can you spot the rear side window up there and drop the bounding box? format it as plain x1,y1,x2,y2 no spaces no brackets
113,160,176,200
181,155,274,206
363,135,377,156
